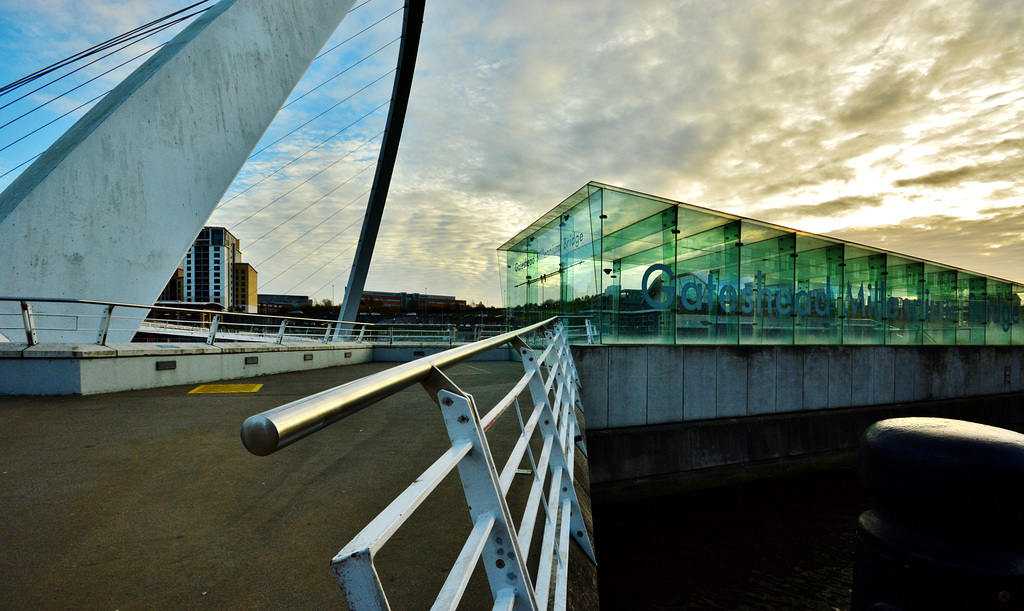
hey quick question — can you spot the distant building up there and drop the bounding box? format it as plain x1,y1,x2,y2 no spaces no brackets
233,263,258,313
258,293,312,315
177,226,258,311
158,267,184,302
360,290,466,313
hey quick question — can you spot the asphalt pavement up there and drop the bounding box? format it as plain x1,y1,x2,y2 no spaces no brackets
0,359,535,609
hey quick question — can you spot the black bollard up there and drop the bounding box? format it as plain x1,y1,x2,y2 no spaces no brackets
852,417,1024,611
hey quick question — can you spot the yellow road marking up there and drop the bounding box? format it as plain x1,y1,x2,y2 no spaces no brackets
188,384,263,394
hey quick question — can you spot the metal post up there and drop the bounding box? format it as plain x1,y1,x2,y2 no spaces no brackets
428,367,539,611
276,320,287,345
96,305,114,345
515,338,596,565
206,314,220,345
584,318,594,345
20,300,38,346
356,324,366,343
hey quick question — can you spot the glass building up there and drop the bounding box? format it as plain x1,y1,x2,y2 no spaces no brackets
499,182,1024,346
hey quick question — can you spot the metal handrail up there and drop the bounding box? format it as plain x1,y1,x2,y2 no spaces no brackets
0,295,370,329
240,317,556,456
241,318,595,609
0,295,372,346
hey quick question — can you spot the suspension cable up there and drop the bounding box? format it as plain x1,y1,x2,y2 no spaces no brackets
251,186,372,267
245,160,377,248
247,65,396,160
0,1,214,96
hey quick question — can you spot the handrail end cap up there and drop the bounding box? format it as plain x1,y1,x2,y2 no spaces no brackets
241,415,280,456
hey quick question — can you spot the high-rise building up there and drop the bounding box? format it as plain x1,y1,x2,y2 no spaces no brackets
233,262,258,313
182,227,256,310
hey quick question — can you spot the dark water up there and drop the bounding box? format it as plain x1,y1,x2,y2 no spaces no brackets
593,468,873,610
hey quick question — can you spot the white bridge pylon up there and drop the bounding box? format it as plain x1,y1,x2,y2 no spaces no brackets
0,0,357,343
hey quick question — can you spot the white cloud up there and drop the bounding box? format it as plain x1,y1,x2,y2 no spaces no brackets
1,0,1021,305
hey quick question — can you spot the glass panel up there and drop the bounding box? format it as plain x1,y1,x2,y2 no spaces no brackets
794,244,843,344
559,189,604,329
600,188,675,235
674,221,740,344
601,190,675,344
956,273,986,345
739,227,795,345
842,249,886,344
923,265,957,345
884,259,925,345
1014,285,1024,345
985,279,1014,345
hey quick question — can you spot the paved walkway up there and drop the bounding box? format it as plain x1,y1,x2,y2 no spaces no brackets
0,360,539,609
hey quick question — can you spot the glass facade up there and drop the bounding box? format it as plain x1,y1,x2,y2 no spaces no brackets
499,183,1024,345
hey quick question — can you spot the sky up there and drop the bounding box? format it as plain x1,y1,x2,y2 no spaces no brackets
0,0,1022,306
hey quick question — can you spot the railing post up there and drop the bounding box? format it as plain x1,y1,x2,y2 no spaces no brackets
515,331,595,566
323,323,333,344
584,318,594,345
276,320,287,344
356,323,366,343
206,314,220,345
96,305,114,345
428,367,539,611
450,324,456,346
20,300,38,346
333,548,391,611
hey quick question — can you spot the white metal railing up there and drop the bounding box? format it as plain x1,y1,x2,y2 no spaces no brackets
557,316,595,345
0,296,371,346
240,318,596,610
355,323,516,346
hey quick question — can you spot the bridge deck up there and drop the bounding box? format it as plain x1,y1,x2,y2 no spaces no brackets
0,360,596,608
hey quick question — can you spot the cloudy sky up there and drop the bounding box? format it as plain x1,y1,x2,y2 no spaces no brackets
0,0,1022,306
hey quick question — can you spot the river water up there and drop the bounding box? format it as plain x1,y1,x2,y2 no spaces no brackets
593,468,873,610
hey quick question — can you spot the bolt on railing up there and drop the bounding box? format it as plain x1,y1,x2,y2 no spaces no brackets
240,318,596,610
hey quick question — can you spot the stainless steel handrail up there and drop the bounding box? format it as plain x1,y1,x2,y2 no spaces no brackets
240,317,556,456
0,295,370,329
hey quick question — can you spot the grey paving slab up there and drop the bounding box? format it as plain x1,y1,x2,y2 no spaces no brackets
828,347,853,408
776,347,804,414
683,346,717,421
802,347,830,410
573,345,609,429
607,345,648,428
746,346,777,416
647,346,683,425
870,346,895,405
716,347,747,418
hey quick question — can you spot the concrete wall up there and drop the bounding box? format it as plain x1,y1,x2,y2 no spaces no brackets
0,342,371,395
574,345,1024,430
573,344,1024,500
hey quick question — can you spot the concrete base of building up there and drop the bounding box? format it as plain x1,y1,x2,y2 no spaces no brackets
587,392,1024,503
574,344,1024,430
0,342,373,395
